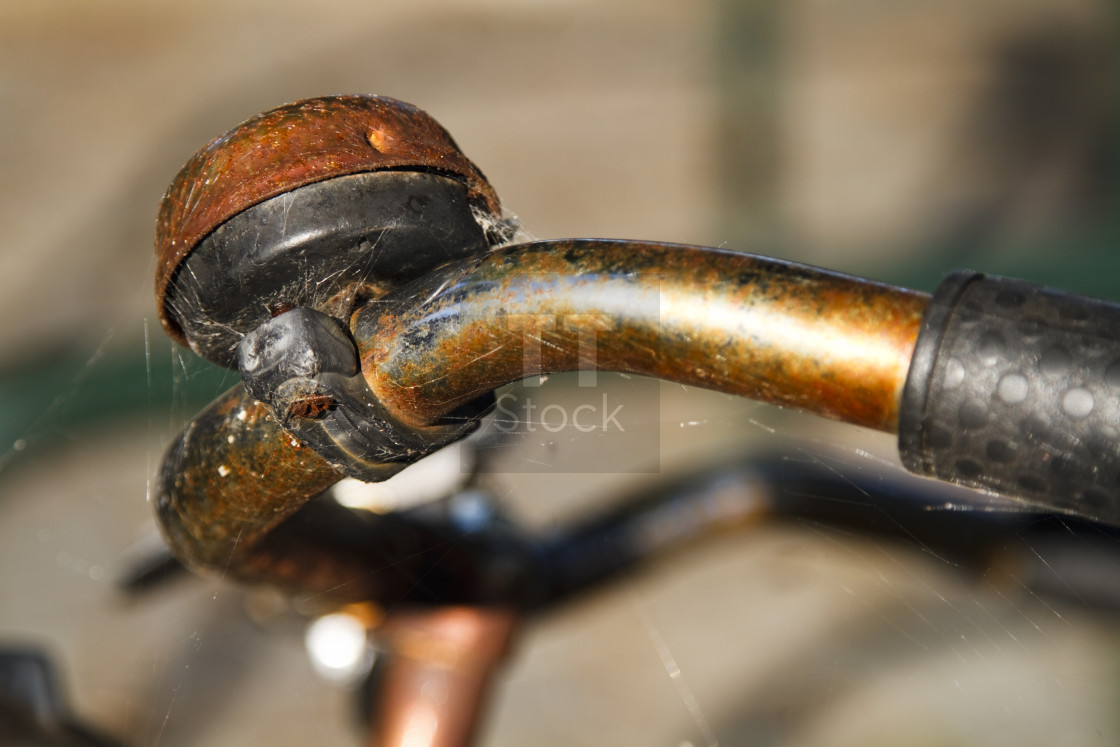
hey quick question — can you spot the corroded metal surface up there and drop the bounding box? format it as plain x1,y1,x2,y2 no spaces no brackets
152,236,930,603
154,385,340,580
355,239,930,433
154,95,501,346
154,386,535,606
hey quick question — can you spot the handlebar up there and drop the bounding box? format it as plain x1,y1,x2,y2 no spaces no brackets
157,237,1120,599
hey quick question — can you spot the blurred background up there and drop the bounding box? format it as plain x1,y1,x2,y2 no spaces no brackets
2,0,1119,745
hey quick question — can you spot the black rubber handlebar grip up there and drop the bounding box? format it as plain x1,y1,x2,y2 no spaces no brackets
899,271,1120,525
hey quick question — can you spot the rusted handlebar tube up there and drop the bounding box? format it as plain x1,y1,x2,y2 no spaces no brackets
155,386,535,605
356,238,928,433
155,240,927,601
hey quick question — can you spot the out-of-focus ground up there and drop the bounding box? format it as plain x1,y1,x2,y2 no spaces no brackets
1,1,1119,745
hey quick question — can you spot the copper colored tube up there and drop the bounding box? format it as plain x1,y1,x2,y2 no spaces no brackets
155,240,928,598
154,386,341,574
155,388,501,604
372,607,519,747
354,239,930,433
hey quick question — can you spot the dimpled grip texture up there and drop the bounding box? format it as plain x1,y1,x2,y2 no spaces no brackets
900,271,1120,525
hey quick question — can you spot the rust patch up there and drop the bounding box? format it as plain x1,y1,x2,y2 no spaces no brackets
286,394,336,420
268,302,295,318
